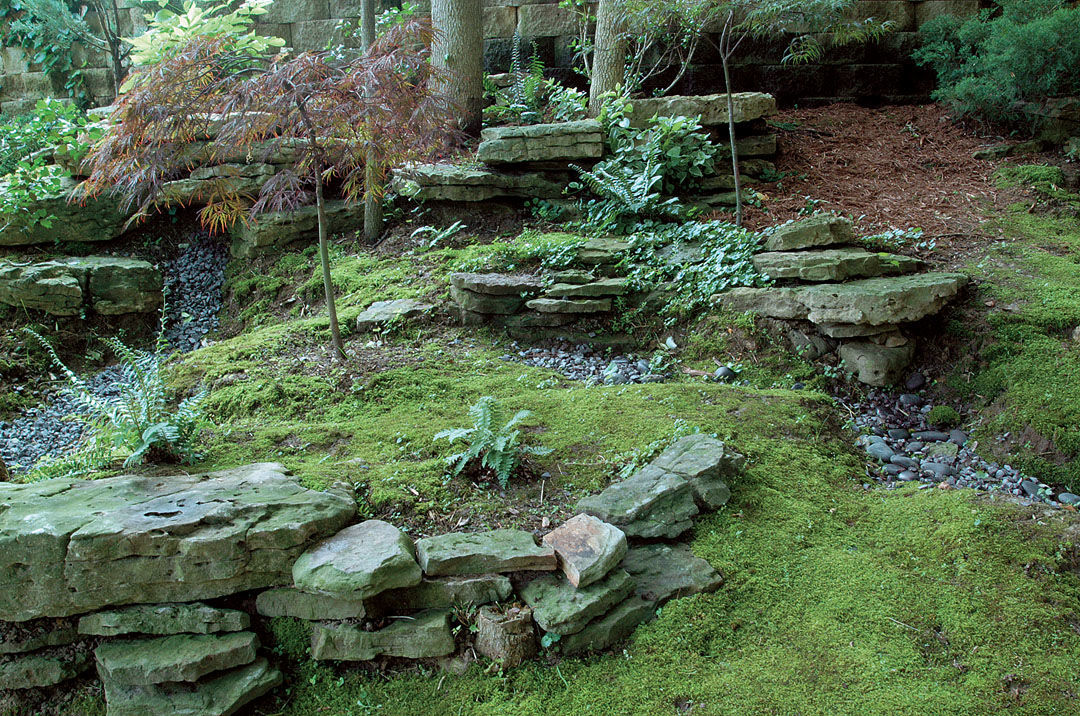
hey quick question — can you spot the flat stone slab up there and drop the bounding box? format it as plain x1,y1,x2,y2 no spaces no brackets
477,120,604,165
560,596,656,655
576,464,698,539
0,618,78,655
79,603,250,637
230,200,362,258
355,299,434,329
310,609,455,661
255,588,368,621
577,238,630,265
526,297,612,314
0,174,131,247
450,272,543,296
102,657,282,716
415,530,557,576
95,632,258,686
392,163,564,201
713,272,968,327
620,544,723,605
752,248,923,283
521,569,634,636
0,463,355,622
627,92,776,128
544,278,631,298
542,514,627,588
450,285,526,314
0,256,162,316
292,520,422,600
0,646,92,689
367,574,513,615
649,434,744,510
761,214,854,252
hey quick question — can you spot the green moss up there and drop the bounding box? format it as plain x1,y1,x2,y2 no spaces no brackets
994,165,1080,208
267,616,314,661
926,405,961,429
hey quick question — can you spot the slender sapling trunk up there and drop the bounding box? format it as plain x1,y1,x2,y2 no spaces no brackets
315,168,346,361
361,0,383,242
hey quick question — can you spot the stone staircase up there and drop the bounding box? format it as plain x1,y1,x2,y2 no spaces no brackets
713,214,968,386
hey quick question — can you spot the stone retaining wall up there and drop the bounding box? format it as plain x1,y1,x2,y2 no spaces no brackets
0,438,744,712
0,0,984,114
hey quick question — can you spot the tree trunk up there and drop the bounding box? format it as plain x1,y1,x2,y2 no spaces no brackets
0,454,8,482
431,0,484,136
588,0,625,116
361,0,383,242
316,169,346,361
722,52,743,227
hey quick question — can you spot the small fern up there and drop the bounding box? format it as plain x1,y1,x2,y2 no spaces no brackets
434,396,552,490
22,315,210,481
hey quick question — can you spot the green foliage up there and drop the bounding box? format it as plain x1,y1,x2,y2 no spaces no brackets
913,0,1080,127
126,0,284,70
483,36,588,126
22,321,209,480
1,0,92,106
434,396,552,489
445,230,587,272
994,164,1080,209
927,405,962,429
857,226,935,253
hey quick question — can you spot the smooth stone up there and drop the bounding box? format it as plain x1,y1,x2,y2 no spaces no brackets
865,442,895,462
887,428,910,440
255,588,367,621
905,372,927,390
620,543,723,605
542,514,627,589
882,464,903,476
924,442,959,460
1021,480,1043,499
310,609,455,661
913,431,950,442
906,441,925,452
890,455,919,470
949,429,969,445
414,530,557,576
520,569,634,636
898,393,921,406
366,574,513,615
79,603,250,637
95,632,258,686
1058,492,1080,506
576,464,699,539
559,596,656,655
292,520,422,600
898,471,918,481
101,657,282,716
0,648,92,690
922,463,956,479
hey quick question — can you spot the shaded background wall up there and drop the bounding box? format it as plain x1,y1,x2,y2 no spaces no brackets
0,0,983,115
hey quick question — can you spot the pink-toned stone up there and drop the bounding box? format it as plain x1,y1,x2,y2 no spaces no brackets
542,514,627,589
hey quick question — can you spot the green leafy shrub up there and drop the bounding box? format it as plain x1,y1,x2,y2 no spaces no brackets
434,396,552,489
483,35,588,126
913,0,1080,127
0,98,92,176
23,325,209,480
927,405,962,429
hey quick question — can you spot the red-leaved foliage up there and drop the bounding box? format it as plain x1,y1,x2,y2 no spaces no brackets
78,19,459,232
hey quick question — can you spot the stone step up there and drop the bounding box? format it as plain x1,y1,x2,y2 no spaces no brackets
559,595,656,655
620,544,723,606
414,529,557,576
713,272,968,327
752,247,924,283
102,657,282,716
95,632,258,686
761,214,855,251
391,163,564,202
355,299,435,330
626,92,777,128
477,120,604,165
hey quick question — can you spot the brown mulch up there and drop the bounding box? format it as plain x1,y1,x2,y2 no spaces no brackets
745,103,1012,237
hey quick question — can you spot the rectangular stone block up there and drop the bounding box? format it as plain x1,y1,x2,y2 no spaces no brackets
291,19,345,50
255,23,294,50
264,0,329,23
2,48,30,74
516,3,578,37
915,0,980,27
852,1,915,32
485,5,517,38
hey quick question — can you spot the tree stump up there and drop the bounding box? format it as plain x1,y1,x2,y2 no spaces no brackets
474,605,536,668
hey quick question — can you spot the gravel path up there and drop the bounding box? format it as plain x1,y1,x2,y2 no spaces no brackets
0,238,228,473
501,340,669,385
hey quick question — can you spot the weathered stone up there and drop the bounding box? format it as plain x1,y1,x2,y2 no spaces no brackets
576,464,699,539
559,596,656,655
817,322,896,338
474,606,536,667
415,530,557,576
762,214,855,251
627,92,777,128
839,340,916,386
620,544,723,605
0,619,78,654
577,237,630,265
477,120,604,165
713,133,779,158
230,200,363,258
526,297,612,313
79,603,249,637
95,632,258,686
714,273,968,327
255,588,367,621
544,277,630,298
392,163,564,201
450,272,543,296
549,269,595,285
0,463,355,622
0,256,162,316
521,569,635,636
101,657,282,716
496,311,576,328
310,609,455,661
542,514,627,588
293,520,422,600
924,441,959,460
0,260,83,314
82,256,163,314
451,285,526,314
515,2,578,37
752,248,923,282
649,434,744,510
0,174,131,247
355,299,435,329
159,164,274,206
0,647,92,689
367,574,513,615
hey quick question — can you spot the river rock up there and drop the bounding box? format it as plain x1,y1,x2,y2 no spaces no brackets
292,520,422,600
576,465,699,539
542,514,627,588
310,609,455,661
0,463,355,622
95,631,258,686
520,569,634,636
414,530,557,576
79,603,250,637
102,657,282,716
620,544,723,605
